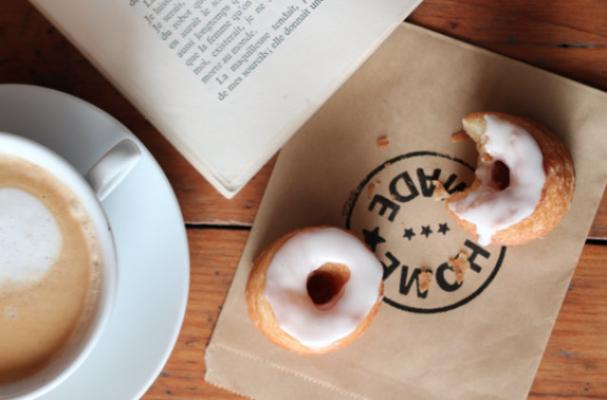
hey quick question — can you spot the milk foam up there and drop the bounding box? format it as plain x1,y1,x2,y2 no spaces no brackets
0,188,62,287
3,305,17,320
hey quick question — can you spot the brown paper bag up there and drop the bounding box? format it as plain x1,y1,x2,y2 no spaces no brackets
205,23,607,400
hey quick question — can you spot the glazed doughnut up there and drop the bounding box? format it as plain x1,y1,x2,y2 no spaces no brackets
246,227,384,354
446,112,575,246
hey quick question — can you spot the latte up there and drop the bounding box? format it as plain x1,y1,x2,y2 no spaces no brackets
0,155,101,384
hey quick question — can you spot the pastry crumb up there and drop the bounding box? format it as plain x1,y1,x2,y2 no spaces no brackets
451,130,470,143
480,153,493,163
376,135,390,149
419,267,433,293
367,182,376,198
448,250,470,284
432,180,450,201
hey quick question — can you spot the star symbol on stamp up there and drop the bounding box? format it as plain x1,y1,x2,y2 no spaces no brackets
403,228,415,241
420,225,433,238
363,226,386,251
438,223,450,235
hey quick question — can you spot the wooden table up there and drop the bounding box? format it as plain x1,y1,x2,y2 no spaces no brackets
2,1,606,398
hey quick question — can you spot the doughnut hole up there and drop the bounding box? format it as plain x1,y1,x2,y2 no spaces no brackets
306,263,351,310
490,160,510,190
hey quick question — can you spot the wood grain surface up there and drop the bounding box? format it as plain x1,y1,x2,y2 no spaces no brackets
0,0,606,399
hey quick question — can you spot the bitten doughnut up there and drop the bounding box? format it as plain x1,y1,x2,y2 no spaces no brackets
446,112,575,246
246,226,384,354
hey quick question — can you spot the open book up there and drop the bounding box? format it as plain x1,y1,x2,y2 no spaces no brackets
30,0,422,198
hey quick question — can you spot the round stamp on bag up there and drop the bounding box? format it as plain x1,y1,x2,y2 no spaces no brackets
344,151,506,314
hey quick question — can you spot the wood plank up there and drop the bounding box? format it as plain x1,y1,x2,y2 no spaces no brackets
408,0,607,91
529,243,607,399
143,229,607,399
144,229,247,400
0,0,605,236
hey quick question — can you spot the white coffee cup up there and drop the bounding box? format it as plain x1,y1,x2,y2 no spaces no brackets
0,132,140,400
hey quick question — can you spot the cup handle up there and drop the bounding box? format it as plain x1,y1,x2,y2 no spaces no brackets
85,139,141,201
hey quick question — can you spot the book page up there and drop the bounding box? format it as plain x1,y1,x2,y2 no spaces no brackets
30,0,422,197
129,0,337,103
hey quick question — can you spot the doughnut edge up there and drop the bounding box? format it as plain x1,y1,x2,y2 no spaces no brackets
245,226,384,355
446,112,576,246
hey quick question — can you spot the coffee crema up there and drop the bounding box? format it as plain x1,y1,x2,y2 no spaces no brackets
0,155,101,384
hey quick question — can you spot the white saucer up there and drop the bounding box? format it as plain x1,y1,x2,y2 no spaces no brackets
0,84,190,399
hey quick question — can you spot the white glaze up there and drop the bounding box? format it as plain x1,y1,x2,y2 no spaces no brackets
0,188,62,288
449,115,546,245
264,227,383,350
